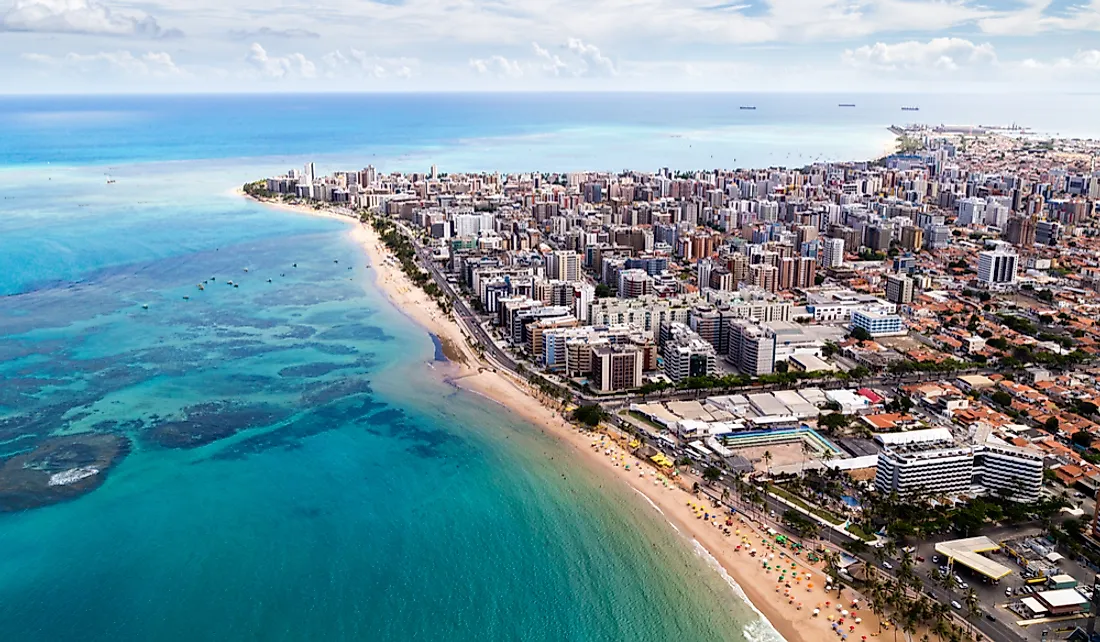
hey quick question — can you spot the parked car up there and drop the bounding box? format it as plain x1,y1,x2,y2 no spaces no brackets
959,582,969,590
951,601,962,610
932,555,940,564
916,556,925,562
985,613,996,621
882,561,893,570
1005,587,1013,596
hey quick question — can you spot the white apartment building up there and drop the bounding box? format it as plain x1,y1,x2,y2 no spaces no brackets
977,247,1019,287
973,443,1044,503
875,433,1044,503
822,237,845,268
875,440,974,497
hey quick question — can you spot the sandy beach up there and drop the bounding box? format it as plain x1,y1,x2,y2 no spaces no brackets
247,193,889,642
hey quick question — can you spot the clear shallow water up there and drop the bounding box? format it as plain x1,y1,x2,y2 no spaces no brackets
0,94,801,641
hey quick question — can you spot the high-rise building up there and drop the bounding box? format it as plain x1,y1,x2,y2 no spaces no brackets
899,226,923,252
977,247,1019,287
726,320,776,376
885,274,914,305
662,325,719,382
750,263,778,293
1036,220,1062,246
591,345,643,392
875,433,1043,503
1004,215,1036,247
794,256,817,289
875,440,974,497
617,269,654,298
924,224,951,250
547,250,581,282
822,237,845,268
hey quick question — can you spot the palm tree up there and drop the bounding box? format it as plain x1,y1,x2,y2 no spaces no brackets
800,440,812,475
964,589,980,636
762,450,773,478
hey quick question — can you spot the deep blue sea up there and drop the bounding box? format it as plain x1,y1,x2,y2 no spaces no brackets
0,92,1097,641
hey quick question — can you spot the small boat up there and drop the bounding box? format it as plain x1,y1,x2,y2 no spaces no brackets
739,106,756,110
183,296,190,300
243,268,249,273
267,278,272,283
234,284,239,288
838,103,855,107
901,106,920,111
197,283,204,290
142,304,149,309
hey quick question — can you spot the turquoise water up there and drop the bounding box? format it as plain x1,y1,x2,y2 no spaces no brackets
0,95,795,641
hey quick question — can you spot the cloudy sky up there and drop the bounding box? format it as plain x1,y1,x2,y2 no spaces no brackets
2,0,1100,92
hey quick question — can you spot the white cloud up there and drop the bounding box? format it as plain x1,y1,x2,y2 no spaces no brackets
842,37,997,71
1021,50,1100,71
245,43,316,79
469,55,523,78
321,49,416,79
0,0,181,37
20,50,182,75
229,27,320,40
565,38,617,77
530,39,616,77
532,42,568,76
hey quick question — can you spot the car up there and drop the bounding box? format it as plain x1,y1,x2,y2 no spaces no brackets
1005,587,1013,596
959,582,969,590
916,556,925,562
985,613,996,621
951,601,962,610
932,555,940,563
882,561,893,570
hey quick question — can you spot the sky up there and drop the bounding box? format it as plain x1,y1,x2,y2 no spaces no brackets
2,0,1100,93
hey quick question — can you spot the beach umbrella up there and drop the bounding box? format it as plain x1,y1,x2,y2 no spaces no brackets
842,609,849,616
854,618,862,624
813,609,820,616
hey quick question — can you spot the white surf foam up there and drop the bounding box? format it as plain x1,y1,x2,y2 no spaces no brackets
691,539,789,642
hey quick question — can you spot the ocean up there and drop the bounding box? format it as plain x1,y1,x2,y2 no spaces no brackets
0,92,1096,641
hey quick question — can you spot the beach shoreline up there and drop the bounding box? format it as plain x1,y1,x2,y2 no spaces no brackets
243,191,886,642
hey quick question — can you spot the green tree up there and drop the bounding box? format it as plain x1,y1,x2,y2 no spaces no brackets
850,326,873,342
703,466,722,483
572,404,606,427
594,284,613,298
1072,431,1094,448
1045,417,1060,433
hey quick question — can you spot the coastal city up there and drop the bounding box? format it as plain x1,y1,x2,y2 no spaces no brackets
250,124,1100,642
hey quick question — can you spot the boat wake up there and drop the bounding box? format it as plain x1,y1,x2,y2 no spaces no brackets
691,540,788,642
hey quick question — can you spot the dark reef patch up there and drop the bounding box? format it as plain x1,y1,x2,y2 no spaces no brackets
145,401,291,449
314,325,389,342
0,433,130,511
277,362,354,378
301,378,375,406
